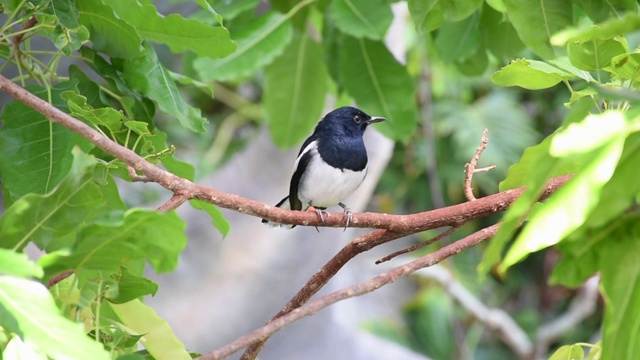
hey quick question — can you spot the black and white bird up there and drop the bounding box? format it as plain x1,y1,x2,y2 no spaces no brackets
262,106,386,229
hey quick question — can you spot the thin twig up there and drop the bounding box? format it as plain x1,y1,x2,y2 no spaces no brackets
157,193,188,212
464,128,496,201
199,224,500,360
12,16,37,46
375,225,461,264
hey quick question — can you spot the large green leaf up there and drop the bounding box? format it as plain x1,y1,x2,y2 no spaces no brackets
330,0,393,40
76,0,143,59
498,111,626,272
193,11,293,82
264,32,328,148
568,37,627,71
338,35,418,142
408,0,483,31
552,12,640,46
122,42,207,132
435,13,480,62
599,219,640,360
0,250,43,278
107,0,235,58
491,58,574,90
479,3,525,60
0,149,106,251
107,267,158,304
39,209,188,285
502,0,572,59
0,84,94,201
0,276,110,360
110,299,190,360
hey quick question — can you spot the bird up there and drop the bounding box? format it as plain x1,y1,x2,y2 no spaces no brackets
262,106,386,229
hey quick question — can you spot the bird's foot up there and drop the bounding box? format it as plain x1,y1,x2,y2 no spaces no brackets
338,202,352,231
308,205,327,232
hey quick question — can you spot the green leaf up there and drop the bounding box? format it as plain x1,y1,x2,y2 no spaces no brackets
211,0,260,20
499,114,626,272
264,32,328,148
500,97,592,191
551,132,640,287
330,0,393,40
44,0,80,28
122,42,207,132
62,90,126,135
189,200,230,237
0,277,110,360
169,70,214,97
568,37,627,71
435,13,480,62
0,149,106,251
0,250,43,278
502,0,572,59
491,58,573,90
549,345,584,360
0,84,94,200
108,0,236,58
609,52,640,84
600,220,640,360
39,209,188,284
107,267,158,304
551,13,640,46
479,3,525,60
409,0,482,28
338,35,418,142
76,0,143,59
193,11,293,81
35,12,89,55
110,299,190,360
550,111,627,155
407,0,444,32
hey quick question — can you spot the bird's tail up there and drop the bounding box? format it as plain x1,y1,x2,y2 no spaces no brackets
261,196,295,229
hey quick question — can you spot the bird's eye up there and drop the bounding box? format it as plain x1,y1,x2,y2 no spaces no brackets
354,115,361,123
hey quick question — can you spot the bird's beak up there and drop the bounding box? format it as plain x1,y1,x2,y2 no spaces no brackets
366,116,386,124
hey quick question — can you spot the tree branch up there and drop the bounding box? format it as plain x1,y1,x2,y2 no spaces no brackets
200,224,500,360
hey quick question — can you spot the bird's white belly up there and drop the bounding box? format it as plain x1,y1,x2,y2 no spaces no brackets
298,154,367,209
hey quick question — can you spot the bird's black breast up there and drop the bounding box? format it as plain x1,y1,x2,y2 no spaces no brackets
317,136,368,171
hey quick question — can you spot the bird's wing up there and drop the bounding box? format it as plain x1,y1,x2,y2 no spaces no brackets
289,140,317,211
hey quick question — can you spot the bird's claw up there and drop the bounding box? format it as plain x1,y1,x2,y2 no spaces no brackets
308,205,327,232
338,202,352,231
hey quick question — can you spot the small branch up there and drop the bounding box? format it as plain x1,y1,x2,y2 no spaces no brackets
200,224,500,360
127,166,151,182
157,194,188,212
12,16,37,46
464,129,495,201
375,225,460,264
416,264,534,358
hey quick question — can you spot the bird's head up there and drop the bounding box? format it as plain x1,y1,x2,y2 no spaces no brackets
319,106,386,137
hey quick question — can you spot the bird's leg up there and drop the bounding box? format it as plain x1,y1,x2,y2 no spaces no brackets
338,202,352,231
307,203,327,232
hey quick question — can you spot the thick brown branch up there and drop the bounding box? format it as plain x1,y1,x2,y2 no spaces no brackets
200,224,500,360
0,74,572,230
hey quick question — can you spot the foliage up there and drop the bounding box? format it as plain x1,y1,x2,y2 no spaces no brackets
0,0,639,359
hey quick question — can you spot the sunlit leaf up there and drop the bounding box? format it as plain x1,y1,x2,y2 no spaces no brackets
492,58,574,90
189,200,230,237
0,249,43,278
0,277,110,360
568,36,627,71
330,0,393,40
110,299,190,360
108,0,235,58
